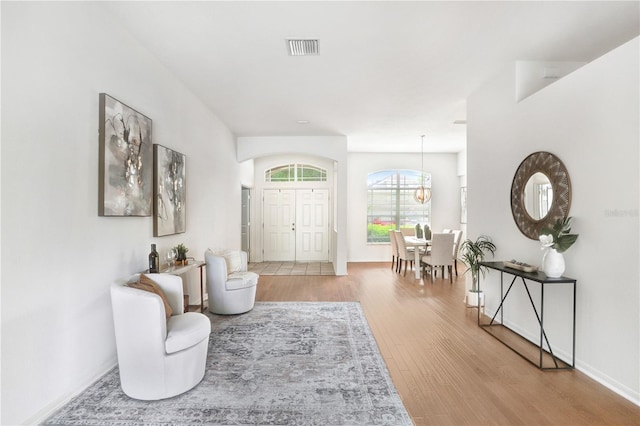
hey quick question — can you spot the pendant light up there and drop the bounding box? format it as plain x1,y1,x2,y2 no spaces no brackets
414,134,431,204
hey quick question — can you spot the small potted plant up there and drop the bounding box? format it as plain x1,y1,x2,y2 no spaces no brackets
459,235,497,307
174,243,189,265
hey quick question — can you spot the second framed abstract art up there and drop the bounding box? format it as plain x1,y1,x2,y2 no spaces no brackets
154,144,186,236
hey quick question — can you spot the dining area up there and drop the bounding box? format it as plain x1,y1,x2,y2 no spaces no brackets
389,228,463,281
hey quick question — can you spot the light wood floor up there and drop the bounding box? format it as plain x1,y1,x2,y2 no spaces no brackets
255,262,640,425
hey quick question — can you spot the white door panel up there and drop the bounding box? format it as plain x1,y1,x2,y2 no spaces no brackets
263,189,296,261
296,189,328,261
263,188,329,262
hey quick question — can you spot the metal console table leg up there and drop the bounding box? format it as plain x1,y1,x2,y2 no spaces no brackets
477,261,576,370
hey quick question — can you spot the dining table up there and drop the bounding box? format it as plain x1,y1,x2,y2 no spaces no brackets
403,236,431,279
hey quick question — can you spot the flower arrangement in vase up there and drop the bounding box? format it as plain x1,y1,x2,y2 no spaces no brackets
539,216,578,277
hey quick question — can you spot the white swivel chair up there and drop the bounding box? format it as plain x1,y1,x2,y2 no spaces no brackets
205,249,258,315
110,273,211,400
421,233,455,283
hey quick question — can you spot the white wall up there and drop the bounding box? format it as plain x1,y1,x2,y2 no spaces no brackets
467,37,639,404
1,3,248,424
347,152,460,262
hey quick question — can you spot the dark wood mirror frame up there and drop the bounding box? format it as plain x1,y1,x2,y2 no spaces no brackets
510,151,572,240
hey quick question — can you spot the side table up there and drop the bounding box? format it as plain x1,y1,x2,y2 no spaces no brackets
158,261,207,312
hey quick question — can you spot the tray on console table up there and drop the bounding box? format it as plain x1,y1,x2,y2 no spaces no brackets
503,259,538,273
477,261,576,370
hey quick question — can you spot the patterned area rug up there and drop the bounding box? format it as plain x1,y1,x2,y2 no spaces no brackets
46,302,412,425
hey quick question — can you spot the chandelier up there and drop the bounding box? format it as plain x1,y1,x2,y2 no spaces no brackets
414,134,432,204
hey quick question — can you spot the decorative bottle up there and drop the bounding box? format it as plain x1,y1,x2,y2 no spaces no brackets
415,224,423,239
149,244,159,273
423,224,432,240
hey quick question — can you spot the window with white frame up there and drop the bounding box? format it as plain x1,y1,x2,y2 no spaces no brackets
367,169,431,243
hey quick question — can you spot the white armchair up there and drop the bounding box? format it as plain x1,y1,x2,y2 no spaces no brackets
205,249,258,315
110,273,211,400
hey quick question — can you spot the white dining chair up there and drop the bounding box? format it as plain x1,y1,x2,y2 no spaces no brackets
389,229,399,272
451,230,463,275
421,233,455,283
394,231,415,276
399,228,415,237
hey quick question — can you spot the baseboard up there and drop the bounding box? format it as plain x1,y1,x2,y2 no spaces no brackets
24,359,117,425
483,308,639,408
577,362,640,407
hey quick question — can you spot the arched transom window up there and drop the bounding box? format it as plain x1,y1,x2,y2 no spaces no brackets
265,163,327,182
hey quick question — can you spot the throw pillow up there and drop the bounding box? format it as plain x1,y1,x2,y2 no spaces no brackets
129,274,173,320
222,249,242,273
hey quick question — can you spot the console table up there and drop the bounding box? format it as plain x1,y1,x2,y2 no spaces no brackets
151,261,207,312
477,261,576,370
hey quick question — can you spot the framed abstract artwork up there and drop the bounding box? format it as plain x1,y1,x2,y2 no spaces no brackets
98,93,153,216
154,144,186,236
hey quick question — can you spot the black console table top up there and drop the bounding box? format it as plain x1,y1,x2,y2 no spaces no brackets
480,261,576,284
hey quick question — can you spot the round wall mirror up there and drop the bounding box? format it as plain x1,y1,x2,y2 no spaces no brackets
523,172,553,220
511,151,571,239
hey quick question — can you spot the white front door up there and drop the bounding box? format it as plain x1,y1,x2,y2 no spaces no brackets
295,189,329,261
263,189,329,262
263,189,296,261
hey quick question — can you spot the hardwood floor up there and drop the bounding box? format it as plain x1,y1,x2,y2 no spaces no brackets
255,262,640,425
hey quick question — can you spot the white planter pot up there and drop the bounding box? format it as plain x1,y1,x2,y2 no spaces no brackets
465,291,484,307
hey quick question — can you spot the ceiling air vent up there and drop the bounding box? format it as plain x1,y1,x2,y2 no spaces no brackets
286,38,319,56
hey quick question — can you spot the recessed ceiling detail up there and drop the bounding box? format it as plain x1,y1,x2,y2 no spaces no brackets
287,38,319,56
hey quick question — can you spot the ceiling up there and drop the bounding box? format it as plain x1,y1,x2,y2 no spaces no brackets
104,1,639,153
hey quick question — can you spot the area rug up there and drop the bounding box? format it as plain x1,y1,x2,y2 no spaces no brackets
46,302,413,425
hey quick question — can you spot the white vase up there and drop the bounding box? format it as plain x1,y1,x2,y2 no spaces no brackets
542,248,565,277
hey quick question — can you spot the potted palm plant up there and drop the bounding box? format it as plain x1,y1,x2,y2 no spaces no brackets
459,235,497,306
